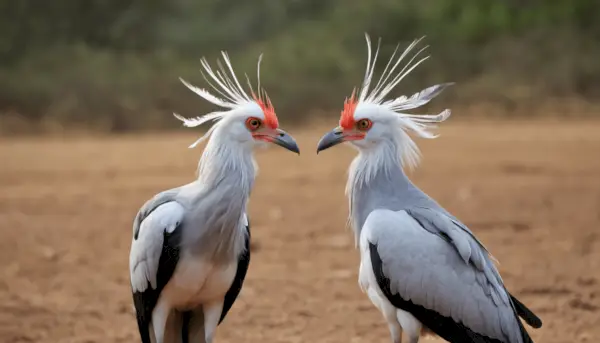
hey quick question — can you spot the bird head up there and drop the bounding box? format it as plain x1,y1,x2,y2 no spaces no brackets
316,34,453,168
174,53,299,155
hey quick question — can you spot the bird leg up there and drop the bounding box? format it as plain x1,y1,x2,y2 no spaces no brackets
396,311,421,343
364,284,403,343
202,300,224,343
387,322,403,343
151,298,171,343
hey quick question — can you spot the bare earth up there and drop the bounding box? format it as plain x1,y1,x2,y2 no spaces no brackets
1,120,599,343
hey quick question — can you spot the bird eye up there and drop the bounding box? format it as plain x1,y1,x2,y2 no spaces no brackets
356,119,372,131
245,117,262,131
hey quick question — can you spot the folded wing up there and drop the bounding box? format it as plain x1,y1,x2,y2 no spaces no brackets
363,208,538,343
130,197,185,343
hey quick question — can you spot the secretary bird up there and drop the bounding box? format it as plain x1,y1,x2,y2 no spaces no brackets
129,52,299,343
316,35,542,343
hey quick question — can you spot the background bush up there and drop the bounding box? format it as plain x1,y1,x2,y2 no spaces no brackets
1,0,599,134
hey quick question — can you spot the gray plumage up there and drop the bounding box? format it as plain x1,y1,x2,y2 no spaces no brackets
129,52,299,343
354,163,535,343
317,34,541,343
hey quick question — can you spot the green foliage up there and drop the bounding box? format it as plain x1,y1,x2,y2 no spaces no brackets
1,0,599,133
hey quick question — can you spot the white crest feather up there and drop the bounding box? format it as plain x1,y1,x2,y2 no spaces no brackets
174,52,265,148
357,33,454,168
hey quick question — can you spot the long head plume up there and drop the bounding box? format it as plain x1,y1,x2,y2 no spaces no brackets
173,52,277,148
351,34,454,169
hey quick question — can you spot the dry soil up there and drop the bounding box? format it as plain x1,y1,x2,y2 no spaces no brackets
1,120,599,343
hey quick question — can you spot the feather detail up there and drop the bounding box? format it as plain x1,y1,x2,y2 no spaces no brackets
179,78,235,109
357,33,451,110
173,113,224,149
346,34,454,169
385,83,455,112
173,112,226,128
175,52,277,147
397,109,452,139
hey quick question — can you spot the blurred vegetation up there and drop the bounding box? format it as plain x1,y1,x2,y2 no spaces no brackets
1,0,600,134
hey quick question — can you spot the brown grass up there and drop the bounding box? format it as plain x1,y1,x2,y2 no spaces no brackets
1,119,600,343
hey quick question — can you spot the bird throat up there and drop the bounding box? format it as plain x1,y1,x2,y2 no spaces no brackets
346,140,419,242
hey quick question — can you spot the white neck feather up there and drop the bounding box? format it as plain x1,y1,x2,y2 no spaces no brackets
182,123,256,261
196,124,257,193
345,131,417,197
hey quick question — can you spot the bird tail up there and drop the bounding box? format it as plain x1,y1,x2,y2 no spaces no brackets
507,294,541,343
510,294,543,329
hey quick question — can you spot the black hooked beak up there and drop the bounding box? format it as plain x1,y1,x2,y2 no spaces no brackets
316,127,345,154
271,128,300,154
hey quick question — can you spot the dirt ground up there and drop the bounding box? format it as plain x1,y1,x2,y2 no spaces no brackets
1,120,599,343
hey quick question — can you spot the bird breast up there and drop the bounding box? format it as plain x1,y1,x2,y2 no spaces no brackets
161,255,238,310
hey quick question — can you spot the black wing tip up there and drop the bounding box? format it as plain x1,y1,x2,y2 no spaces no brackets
132,291,153,343
526,316,543,329
510,294,543,328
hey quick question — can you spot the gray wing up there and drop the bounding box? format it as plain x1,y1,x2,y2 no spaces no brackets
129,193,185,343
363,208,538,343
406,207,541,329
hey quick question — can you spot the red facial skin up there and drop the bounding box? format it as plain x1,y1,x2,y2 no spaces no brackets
338,89,371,139
252,91,278,130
